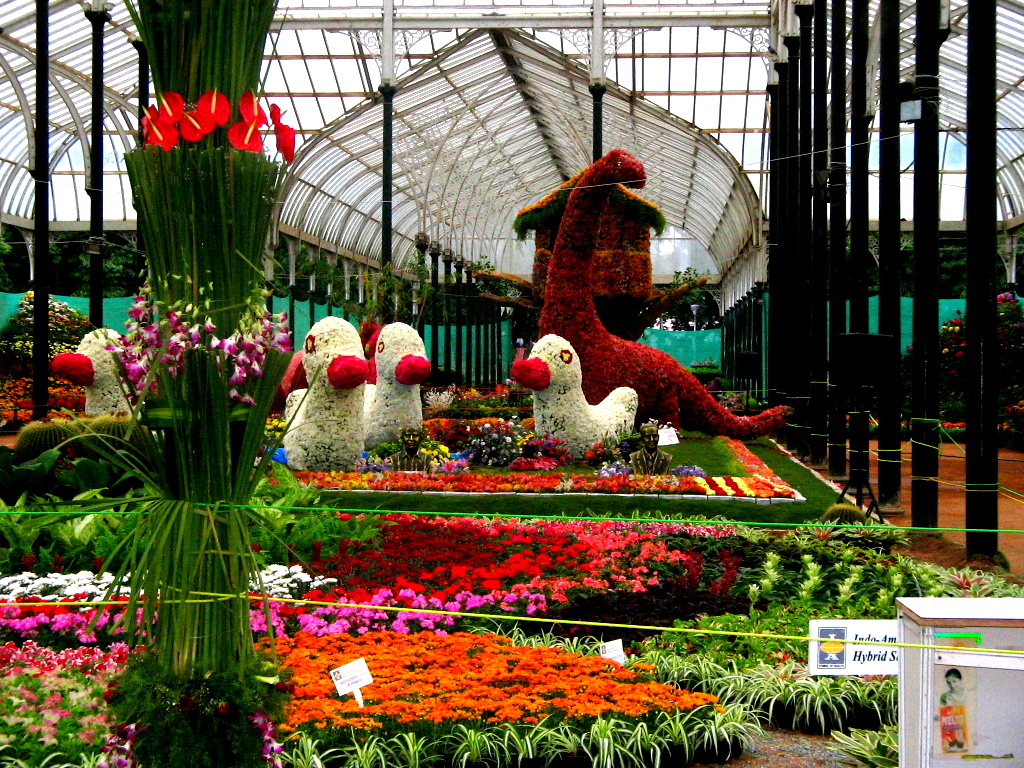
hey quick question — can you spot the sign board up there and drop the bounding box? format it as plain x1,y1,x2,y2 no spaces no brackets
599,639,626,665
809,620,899,676
657,427,679,446
329,657,373,707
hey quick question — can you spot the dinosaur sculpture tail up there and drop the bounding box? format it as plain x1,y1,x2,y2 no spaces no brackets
673,369,788,439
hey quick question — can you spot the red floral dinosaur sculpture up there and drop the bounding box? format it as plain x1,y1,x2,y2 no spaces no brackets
538,149,787,438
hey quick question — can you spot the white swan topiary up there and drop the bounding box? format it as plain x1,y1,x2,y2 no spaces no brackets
511,334,638,457
283,317,369,471
363,322,431,450
50,328,130,416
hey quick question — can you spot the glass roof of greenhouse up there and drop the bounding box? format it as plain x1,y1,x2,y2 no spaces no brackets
1,0,1024,290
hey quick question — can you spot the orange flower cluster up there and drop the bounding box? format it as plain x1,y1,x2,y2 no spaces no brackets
0,376,86,424
269,632,717,733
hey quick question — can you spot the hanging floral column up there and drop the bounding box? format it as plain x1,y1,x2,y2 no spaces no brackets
99,1,299,766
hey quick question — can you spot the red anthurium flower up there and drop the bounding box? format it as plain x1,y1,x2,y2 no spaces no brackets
157,91,185,123
197,89,231,126
239,91,268,127
270,104,284,125
274,121,296,163
180,110,215,142
227,120,263,152
142,107,179,151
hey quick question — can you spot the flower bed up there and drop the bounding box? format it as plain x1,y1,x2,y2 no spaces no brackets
271,630,720,735
295,468,795,498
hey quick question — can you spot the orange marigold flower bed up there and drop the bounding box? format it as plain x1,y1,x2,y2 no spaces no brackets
270,631,717,734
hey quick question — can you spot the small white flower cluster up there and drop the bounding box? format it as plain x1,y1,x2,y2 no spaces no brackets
0,565,333,602
423,386,457,409
527,334,638,457
0,570,126,601
254,564,336,599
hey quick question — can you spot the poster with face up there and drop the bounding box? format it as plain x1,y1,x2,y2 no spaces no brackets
935,635,978,758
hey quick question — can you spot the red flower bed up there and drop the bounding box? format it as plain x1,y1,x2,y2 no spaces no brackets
305,515,736,604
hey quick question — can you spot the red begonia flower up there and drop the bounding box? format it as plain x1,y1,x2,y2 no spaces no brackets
239,91,268,127
227,120,263,152
394,355,431,386
51,352,95,386
511,358,551,391
142,107,179,151
197,89,231,126
180,110,215,142
327,355,369,390
274,122,296,163
157,91,185,124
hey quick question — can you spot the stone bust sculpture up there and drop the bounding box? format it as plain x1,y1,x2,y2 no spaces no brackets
629,423,671,475
387,427,434,472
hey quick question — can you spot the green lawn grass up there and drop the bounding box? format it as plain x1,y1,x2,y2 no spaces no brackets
317,435,840,527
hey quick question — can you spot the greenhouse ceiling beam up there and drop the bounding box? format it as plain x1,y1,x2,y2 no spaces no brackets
277,13,770,31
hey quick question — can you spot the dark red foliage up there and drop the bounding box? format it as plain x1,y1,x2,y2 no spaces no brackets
545,586,753,644
538,149,787,437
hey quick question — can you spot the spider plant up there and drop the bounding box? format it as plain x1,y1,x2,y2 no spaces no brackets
831,724,899,768
337,734,390,768
444,725,508,768
280,735,344,768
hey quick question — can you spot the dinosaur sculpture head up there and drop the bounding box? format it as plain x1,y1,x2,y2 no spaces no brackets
375,322,431,386
301,317,368,390
589,149,646,190
511,334,582,392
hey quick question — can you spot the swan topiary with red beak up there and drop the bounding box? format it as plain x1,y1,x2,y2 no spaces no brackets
50,328,130,416
511,334,637,457
363,322,431,449
283,317,369,471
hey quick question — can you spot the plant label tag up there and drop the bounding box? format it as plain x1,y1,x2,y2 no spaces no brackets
599,639,626,665
330,657,373,705
658,427,679,446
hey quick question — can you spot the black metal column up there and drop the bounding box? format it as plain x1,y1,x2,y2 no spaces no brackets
911,0,944,530
379,84,396,322
810,0,830,466
454,259,464,384
965,0,999,557
783,34,801,451
828,0,849,477
442,249,453,380
590,84,606,163
85,7,109,328
428,240,440,370
794,6,814,459
877,0,904,505
32,0,51,421
770,59,790,415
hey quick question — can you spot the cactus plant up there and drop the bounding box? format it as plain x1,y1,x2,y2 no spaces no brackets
818,503,869,525
12,418,79,463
